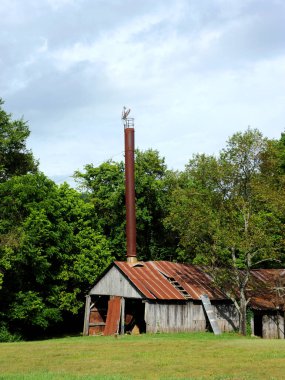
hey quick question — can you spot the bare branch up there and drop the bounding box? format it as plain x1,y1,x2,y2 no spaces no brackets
252,258,281,267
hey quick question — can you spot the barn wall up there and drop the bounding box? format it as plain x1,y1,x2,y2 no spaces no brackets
144,301,239,333
262,313,285,339
145,301,198,333
89,266,142,298
214,303,239,332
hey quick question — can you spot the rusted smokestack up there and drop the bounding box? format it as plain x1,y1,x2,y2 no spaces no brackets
122,107,137,263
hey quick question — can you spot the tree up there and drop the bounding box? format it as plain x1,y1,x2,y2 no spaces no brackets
167,128,285,335
135,149,176,260
0,98,38,307
75,149,176,261
0,173,113,338
0,99,38,182
75,160,126,259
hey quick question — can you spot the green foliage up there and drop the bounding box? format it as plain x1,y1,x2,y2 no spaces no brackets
167,128,285,334
0,322,22,342
0,173,113,338
75,149,176,261
0,98,38,182
9,291,61,329
1,97,284,340
0,99,114,338
246,308,254,336
168,128,285,266
75,160,125,258
135,149,176,260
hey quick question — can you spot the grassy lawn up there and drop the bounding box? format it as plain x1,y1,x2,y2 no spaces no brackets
0,333,284,380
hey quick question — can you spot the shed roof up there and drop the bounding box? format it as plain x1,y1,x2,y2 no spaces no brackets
113,261,285,310
250,269,285,310
115,261,226,301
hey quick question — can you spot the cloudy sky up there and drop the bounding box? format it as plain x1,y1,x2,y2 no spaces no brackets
1,0,285,185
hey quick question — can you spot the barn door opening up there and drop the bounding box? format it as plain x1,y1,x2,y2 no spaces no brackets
87,297,146,336
124,299,146,334
88,295,109,335
254,313,263,337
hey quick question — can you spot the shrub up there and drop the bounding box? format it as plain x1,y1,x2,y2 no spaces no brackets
0,324,22,342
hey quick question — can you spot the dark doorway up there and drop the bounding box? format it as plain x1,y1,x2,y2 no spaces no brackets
124,299,146,334
254,313,263,337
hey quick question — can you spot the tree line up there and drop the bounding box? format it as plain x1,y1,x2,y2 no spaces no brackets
0,98,284,340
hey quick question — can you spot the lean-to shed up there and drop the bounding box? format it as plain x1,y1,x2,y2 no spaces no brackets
248,269,285,339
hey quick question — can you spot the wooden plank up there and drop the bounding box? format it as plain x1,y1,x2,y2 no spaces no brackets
83,295,91,336
104,297,122,336
201,294,221,335
89,322,106,327
120,297,125,335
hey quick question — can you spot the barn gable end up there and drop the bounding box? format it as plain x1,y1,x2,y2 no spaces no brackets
89,265,142,299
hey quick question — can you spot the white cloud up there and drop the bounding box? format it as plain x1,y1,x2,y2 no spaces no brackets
50,5,225,97
0,0,284,183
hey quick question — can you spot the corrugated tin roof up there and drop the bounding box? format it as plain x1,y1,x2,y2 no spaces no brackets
153,261,225,299
249,269,285,310
115,261,225,301
114,261,285,310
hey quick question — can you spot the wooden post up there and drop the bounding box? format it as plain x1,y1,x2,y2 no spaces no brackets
83,295,91,336
120,297,125,335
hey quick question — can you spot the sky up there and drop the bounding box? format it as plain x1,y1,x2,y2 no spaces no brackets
1,0,285,185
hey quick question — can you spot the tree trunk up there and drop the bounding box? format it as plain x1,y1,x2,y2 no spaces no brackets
239,291,247,336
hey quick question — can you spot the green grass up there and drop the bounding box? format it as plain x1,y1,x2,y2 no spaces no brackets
0,333,285,380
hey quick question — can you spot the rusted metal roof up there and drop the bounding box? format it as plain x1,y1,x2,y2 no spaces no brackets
249,269,285,310
115,261,225,301
114,261,285,310
153,261,225,300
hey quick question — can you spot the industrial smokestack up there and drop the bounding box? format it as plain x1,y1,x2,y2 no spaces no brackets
122,107,137,263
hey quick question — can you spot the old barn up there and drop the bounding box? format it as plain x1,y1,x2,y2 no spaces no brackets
83,110,285,339
83,261,285,339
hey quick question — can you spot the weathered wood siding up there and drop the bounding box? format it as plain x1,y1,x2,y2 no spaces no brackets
145,302,196,333
89,266,142,298
262,314,285,339
144,301,239,333
215,303,239,332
